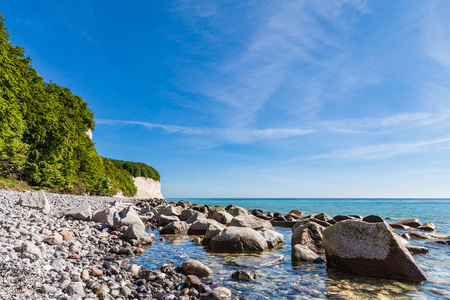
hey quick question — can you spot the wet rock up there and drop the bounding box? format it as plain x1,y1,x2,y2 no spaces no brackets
418,222,437,231
21,241,41,260
333,215,356,222
214,287,232,297
391,218,422,228
210,227,268,253
313,213,332,222
65,205,92,221
159,214,180,226
229,214,274,230
231,270,257,281
257,229,284,248
122,224,155,244
362,215,385,223
113,206,145,230
160,221,190,235
433,240,450,246
406,245,429,255
181,259,213,277
18,190,51,214
185,274,202,289
403,232,430,239
231,253,284,267
292,244,324,263
251,210,272,220
291,222,325,253
323,220,428,282
192,236,202,244
200,291,231,300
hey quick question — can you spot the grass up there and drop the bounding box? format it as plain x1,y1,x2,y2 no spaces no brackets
0,177,34,191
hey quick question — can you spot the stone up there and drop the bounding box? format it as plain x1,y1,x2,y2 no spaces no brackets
292,218,330,230
231,270,257,281
231,253,284,267
120,286,132,297
391,218,422,228
92,207,117,226
21,241,41,260
229,214,274,230
192,236,202,244
214,287,231,297
41,284,58,294
129,264,141,276
159,214,180,226
185,274,202,289
313,213,333,222
90,267,102,276
96,285,110,295
18,190,51,214
122,224,155,244
208,208,233,225
210,227,268,253
81,269,89,280
187,219,221,235
323,220,428,282
257,229,284,248
155,205,182,220
65,205,92,221
180,209,198,221
160,221,190,235
396,234,429,255
362,215,385,223
68,254,79,259
60,230,74,240
200,291,231,300
286,210,303,219
418,222,437,231
291,222,325,253
182,259,213,277
202,223,227,245
67,282,85,297
226,205,249,217
186,212,207,224
292,244,324,263
403,232,430,239
43,232,63,245
113,206,145,230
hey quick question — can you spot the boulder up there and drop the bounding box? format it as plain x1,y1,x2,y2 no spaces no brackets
231,253,284,267
200,291,231,300
292,218,330,231
313,213,333,222
333,215,355,222
18,191,51,214
251,210,272,220
160,221,190,235
185,274,202,289
180,209,198,221
210,227,268,253
286,210,303,219
362,215,384,223
402,232,430,239
159,214,180,226
418,222,437,231
187,219,222,235
323,220,428,282
43,232,63,245
202,223,227,245
257,229,284,248
226,205,249,217
291,222,325,253
181,259,213,277
186,212,207,224
292,244,324,263
229,214,274,230
113,206,145,230
21,241,41,260
156,205,182,219
231,270,257,281
208,208,233,225
391,218,422,228
65,205,92,221
92,207,117,226
122,224,155,244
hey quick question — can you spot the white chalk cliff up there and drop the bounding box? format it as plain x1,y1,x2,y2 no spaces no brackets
133,177,164,199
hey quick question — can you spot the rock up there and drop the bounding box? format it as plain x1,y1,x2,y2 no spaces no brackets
406,245,429,255
202,223,226,245
231,253,284,267
113,206,145,230
41,284,58,294
291,222,325,253
122,224,155,244
68,253,79,259
181,259,213,277
81,269,89,280
208,208,233,225
214,287,232,297
210,227,268,253
185,274,202,289
187,219,222,235
226,205,249,217
21,241,41,260
92,207,117,226
390,223,414,230
180,209,198,221
43,232,63,245
418,222,437,231
67,282,85,297
292,244,324,263
313,213,333,222
433,240,450,246
403,232,430,239
159,214,180,226
231,270,257,281
60,230,74,240
192,236,202,244
323,220,428,282
251,210,272,220
257,229,284,248
90,267,103,277
96,285,110,295
362,215,384,223
286,210,303,219
129,264,141,276
333,215,356,222
229,214,274,230
18,190,51,214
292,218,330,230
200,291,231,300
160,221,190,235
65,205,92,221
391,218,422,228
186,212,207,224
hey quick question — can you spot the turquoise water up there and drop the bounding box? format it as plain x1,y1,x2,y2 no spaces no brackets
134,198,450,299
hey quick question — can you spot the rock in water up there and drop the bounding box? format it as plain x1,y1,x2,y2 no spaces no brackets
160,221,190,235
181,259,213,277
231,270,257,281
257,229,284,248
210,227,268,253
291,222,325,253
323,220,428,282
291,244,324,263
122,224,155,244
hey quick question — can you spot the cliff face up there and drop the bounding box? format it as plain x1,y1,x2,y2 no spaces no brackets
132,177,164,199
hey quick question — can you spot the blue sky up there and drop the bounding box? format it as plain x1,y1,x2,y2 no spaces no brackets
3,1,450,198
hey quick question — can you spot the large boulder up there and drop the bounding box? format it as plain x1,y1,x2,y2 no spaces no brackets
21,241,41,260
291,244,324,263
323,220,428,282
186,212,207,224
226,205,249,217
208,208,233,225
391,218,422,228
187,219,222,235
160,221,190,235
291,222,325,253
92,207,117,226
210,227,268,253
202,222,227,245
418,222,437,231
159,214,180,226
65,205,92,221
122,224,155,244
18,191,51,214
113,206,145,230
257,229,284,248
181,259,213,277
180,209,198,221
229,214,274,230
155,205,182,220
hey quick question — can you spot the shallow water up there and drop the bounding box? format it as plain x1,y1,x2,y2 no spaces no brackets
132,198,450,299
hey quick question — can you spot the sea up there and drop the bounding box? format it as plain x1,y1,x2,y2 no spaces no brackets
132,198,450,299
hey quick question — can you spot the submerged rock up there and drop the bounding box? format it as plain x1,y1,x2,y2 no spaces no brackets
323,220,428,282
418,222,437,231
231,270,257,281
292,244,324,263
181,259,213,277
391,218,422,228
231,253,284,267
210,226,268,253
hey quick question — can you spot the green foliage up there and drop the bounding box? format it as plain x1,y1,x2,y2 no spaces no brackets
104,158,160,181
0,13,159,196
